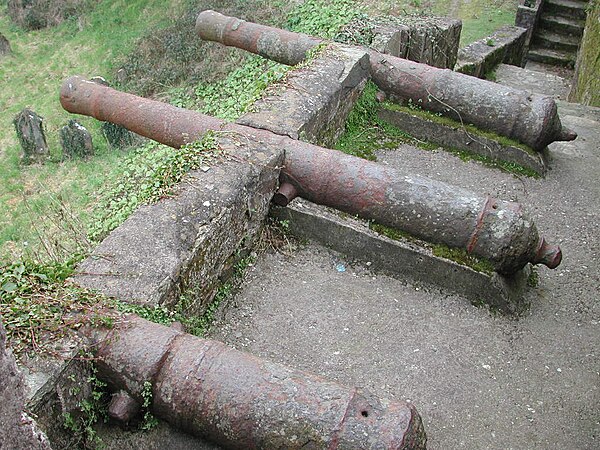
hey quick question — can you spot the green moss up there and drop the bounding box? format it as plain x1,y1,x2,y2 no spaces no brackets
369,222,419,243
334,81,415,160
431,244,495,275
382,102,536,155
527,267,540,288
368,222,495,275
571,1,600,106
380,103,541,178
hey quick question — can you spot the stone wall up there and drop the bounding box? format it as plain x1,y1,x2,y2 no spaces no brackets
515,0,545,47
569,0,600,106
455,26,528,78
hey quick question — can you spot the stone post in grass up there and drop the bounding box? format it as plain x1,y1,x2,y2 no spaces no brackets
60,119,94,159
0,32,11,57
13,108,49,164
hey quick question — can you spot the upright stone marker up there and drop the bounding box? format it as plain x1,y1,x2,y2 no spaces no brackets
60,119,93,159
13,108,49,164
0,32,11,56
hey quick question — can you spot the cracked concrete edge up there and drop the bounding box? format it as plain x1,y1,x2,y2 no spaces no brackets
378,107,548,176
237,43,371,147
271,199,531,315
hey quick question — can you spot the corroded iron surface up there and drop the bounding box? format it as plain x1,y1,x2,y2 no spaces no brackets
86,316,427,449
59,76,562,274
195,10,576,151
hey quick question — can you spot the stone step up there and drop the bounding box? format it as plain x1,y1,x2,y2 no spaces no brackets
528,46,577,67
532,29,581,52
545,0,589,21
539,14,586,37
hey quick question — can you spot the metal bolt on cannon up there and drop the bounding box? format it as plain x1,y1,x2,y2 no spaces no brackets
60,76,562,275
195,10,576,151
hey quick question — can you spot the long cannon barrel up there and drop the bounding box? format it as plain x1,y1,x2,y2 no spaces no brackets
60,76,562,274
84,315,427,449
195,10,576,151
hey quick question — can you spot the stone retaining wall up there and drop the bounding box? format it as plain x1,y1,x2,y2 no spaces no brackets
455,26,528,78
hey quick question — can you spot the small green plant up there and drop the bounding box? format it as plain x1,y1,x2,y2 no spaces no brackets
486,38,496,46
286,0,363,38
195,57,289,121
62,361,109,449
88,132,222,241
140,381,159,431
335,81,416,160
0,258,112,355
527,267,540,288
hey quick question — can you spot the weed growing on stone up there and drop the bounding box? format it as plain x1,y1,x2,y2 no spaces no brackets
140,381,159,431
88,132,222,241
62,361,109,449
0,258,112,355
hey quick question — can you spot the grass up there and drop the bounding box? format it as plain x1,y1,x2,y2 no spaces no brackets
0,0,187,261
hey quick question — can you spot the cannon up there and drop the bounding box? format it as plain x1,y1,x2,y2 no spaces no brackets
60,76,561,274
85,315,427,449
195,10,576,151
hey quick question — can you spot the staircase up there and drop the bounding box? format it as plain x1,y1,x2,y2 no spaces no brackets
528,0,589,67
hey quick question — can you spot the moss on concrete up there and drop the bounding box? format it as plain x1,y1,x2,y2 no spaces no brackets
369,222,495,275
382,102,537,156
570,1,600,106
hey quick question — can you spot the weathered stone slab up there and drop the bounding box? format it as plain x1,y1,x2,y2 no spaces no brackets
401,15,462,69
378,106,547,176
455,26,528,78
73,136,283,311
13,108,49,164
271,199,532,314
0,32,11,57
237,44,370,147
59,119,93,159
0,320,52,450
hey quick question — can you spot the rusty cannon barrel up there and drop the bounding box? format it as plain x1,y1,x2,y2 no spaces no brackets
85,315,427,449
60,76,561,274
195,10,576,151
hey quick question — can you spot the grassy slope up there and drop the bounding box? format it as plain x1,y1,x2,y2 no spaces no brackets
0,1,184,260
0,0,518,261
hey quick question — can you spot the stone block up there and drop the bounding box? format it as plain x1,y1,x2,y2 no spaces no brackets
401,15,462,69
338,15,462,68
0,32,11,57
59,119,93,159
237,44,370,147
72,136,283,311
271,200,532,314
515,0,544,47
13,108,49,164
455,26,528,78
378,106,547,176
